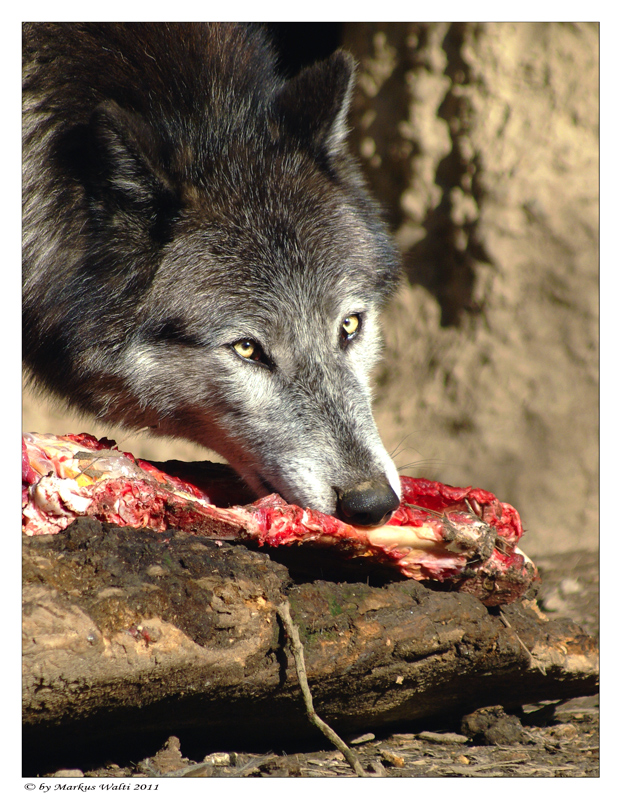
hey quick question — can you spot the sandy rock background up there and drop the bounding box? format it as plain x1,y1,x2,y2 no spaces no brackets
342,22,598,556
22,22,598,556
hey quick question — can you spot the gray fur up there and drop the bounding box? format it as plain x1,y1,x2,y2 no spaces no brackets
22,22,402,523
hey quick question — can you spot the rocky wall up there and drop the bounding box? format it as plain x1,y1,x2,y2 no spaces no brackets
343,22,598,554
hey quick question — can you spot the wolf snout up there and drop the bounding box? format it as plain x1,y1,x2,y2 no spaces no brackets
336,479,400,527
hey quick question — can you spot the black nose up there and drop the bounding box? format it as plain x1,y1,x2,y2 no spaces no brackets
336,479,400,527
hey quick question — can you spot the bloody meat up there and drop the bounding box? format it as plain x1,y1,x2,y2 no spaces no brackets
22,432,537,606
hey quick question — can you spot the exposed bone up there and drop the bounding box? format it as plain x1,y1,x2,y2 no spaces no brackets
22,432,537,606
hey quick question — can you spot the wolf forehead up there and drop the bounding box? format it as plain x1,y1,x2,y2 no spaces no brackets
162,181,393,297
144,77,399,298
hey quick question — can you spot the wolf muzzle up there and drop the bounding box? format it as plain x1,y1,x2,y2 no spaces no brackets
336,479,400,527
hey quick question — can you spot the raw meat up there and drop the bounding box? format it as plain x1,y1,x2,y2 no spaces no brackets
22,432,537,605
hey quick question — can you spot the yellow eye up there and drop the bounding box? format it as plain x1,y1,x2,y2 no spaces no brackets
233,339,257,360
342,314,360,339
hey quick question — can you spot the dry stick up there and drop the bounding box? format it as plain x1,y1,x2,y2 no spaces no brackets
277,600,368,778
498,609,547,676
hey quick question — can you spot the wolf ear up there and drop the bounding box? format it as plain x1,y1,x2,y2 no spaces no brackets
87,100,177,238
274,50,356,158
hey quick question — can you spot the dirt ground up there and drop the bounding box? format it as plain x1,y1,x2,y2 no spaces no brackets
41,548,598,780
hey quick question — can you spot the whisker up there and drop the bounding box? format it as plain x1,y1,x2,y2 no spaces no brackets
388,431,430,459
397,459,447,473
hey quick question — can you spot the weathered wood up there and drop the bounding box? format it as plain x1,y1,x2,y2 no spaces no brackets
23,518,598,760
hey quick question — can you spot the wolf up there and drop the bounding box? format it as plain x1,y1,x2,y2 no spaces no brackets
22,22,402,526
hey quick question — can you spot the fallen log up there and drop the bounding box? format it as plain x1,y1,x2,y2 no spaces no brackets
23,518,598,771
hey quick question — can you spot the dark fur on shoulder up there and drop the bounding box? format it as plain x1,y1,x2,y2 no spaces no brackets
23,22,402,524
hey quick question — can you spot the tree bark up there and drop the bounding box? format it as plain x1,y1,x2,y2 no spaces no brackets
23,519,598,762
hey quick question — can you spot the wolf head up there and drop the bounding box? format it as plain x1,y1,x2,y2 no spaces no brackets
23,25,402,525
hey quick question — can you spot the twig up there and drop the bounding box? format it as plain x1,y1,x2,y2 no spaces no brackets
277,600,368,778
499,609,547,676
